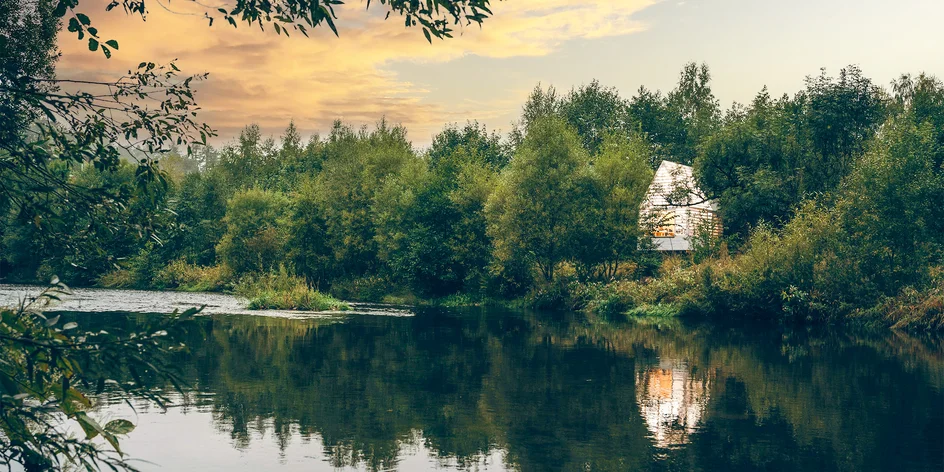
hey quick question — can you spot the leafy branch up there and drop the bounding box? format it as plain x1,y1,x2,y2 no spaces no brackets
0,279,201,471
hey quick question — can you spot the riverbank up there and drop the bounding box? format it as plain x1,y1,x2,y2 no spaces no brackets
8,257,942,332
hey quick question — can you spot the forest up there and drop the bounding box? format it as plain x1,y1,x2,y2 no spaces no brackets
3,62,942,330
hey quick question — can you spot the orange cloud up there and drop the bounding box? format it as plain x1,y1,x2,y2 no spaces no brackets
57,0,657,146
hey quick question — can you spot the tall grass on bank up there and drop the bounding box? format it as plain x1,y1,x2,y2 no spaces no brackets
235,271,349,311
154,260,232,292
98,259,231,292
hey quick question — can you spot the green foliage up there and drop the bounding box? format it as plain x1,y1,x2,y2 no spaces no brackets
860,273,944,331
217,188,292,276
165,170,229,267
0,281,199,470
560,80,634,155
235,270,349,311
487,116,589,282
303,121,417,279
375,141,499,297
54,0,496,59
627,63,720,166
153,260,232,292
428,121,509,170
695,66,887,242
577,133,654,279
329,275,397,303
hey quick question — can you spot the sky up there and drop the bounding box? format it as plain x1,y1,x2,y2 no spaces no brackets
56,0,944,149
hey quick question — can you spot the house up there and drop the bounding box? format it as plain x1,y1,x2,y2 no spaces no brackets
641,160,721,251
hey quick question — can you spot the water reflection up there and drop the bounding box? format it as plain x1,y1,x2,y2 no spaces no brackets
636,360,710,449
60,307,944,471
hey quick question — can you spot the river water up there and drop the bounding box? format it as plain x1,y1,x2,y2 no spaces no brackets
1,285,942,471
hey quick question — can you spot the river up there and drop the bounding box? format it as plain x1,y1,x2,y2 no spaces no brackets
1,285,942,471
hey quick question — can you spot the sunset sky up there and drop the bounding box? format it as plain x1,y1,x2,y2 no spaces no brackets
57,0,944,148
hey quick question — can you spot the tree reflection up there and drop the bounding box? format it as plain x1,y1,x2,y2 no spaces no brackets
71,309,944,471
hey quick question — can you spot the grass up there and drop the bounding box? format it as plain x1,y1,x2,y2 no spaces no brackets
154,260,231,292
624,303,682,318
236,271,349,311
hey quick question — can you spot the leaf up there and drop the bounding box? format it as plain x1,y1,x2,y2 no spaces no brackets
88,38,99,51
105,419,136,435
54,1,68,17
45,315,60,327
105,39,119,49
51,275,60,285
63,322,78,330
62,388,91,414
423,27,432,43
76,12,91,25
75,412,105,440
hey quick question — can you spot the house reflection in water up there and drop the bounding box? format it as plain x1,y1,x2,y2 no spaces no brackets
635,359,711,448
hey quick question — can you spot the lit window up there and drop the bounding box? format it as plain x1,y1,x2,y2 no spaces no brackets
653,214,676,238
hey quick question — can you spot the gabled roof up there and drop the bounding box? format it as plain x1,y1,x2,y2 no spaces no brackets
645,161,717,211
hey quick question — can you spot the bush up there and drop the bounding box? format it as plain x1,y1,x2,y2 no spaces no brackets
330,276,395,302
154,260,231,292
524,276,583,311
856,269,944,331
98,268,137,289
236,270,348,311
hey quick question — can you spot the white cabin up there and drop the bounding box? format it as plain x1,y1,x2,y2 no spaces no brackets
641,161,721,251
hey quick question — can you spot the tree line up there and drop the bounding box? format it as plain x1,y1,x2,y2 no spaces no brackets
3,64,942,313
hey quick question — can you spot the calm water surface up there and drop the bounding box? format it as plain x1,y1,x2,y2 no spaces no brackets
1,285,942,471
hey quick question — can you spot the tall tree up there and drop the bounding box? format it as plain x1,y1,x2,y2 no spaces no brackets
695,66,887,241
585,134,654,279
560,80,632,155
486,117,589,282
628,63,720,166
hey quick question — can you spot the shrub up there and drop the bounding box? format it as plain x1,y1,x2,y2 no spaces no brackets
856,268,944,331
98,268,137,289
236,270,348,311
154,260,231,292
330,276,394,302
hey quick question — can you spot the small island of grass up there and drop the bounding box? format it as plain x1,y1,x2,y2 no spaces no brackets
236,272,350,312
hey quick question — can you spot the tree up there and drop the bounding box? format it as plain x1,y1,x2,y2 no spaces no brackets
301,121,418,280
375,140,499,297
798,66,886,192
510,84,563,148
695,91,802,240
217,189,292,275
627,63,720,166
832,91,944,302
560,80,633,156
428,121,509,170
666,62,721,163
486,117,589,282
694,66,887,242
627,86,685,167
585,134,654,279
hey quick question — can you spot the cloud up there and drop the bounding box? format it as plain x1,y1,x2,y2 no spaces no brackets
56,0,657,146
